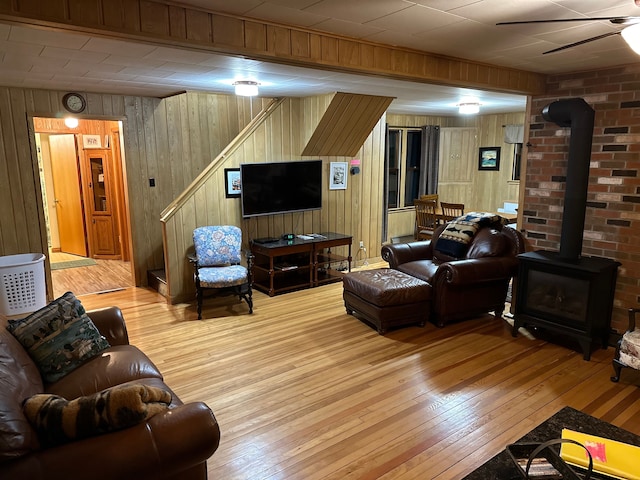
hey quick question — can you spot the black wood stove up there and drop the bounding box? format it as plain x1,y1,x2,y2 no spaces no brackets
513,98,620,360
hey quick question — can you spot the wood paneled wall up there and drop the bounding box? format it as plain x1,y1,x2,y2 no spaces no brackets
438,127,480,210
0,88,46,258
475,112,525,211
0,86,265,300
439,112,525,213
161,94,387,303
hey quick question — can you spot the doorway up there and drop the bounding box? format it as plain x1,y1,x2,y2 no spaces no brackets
35,117,133,296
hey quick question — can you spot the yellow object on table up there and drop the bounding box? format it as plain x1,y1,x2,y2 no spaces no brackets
560,428,640,479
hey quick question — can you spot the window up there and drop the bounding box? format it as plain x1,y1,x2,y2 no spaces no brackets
386,127,422,209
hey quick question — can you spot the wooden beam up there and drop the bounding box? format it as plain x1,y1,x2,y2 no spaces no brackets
0,0,547,95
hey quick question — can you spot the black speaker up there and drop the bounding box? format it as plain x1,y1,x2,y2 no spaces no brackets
282,233,295,240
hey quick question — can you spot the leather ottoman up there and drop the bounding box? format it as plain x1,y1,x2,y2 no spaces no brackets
342,268,431,334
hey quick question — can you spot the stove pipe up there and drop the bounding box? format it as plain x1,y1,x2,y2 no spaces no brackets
541,98,595,262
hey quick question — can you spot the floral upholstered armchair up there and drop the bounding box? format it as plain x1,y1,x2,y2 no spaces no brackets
189,225,253,319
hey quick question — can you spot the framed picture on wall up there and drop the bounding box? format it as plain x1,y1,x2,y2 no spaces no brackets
82,134,102,149
329,162,348,190
478,147,501,171
224,168,241,198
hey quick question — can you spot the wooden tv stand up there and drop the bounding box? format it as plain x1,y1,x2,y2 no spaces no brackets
250,232,352,296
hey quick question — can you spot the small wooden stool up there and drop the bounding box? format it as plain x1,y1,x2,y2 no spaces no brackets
342,268,431,334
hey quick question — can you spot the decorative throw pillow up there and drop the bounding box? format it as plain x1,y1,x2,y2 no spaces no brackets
23,383,172,447
435,219,480,258
6,291,110,383
435,212,507,258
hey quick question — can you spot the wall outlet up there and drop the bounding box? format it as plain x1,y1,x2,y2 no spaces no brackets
359,241,365,249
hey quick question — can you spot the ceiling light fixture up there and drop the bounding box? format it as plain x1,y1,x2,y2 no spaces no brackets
64,117,79,128
458,102,481,114
233,80,259,96
621,23,640,55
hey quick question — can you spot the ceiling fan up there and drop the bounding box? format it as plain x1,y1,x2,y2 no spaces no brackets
497,0,640,54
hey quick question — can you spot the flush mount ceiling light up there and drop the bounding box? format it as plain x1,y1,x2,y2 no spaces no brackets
233,80,259,96
458,102,481,114
64,117,79,128
622,23,640,55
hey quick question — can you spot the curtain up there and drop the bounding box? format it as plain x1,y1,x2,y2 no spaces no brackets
419,125,440,196
504,124,524,144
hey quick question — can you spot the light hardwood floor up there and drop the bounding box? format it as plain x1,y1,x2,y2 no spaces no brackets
49,252,133,298
74,279,640,480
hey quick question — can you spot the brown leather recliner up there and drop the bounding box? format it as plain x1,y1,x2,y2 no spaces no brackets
382,223,525,327
0,306,220,480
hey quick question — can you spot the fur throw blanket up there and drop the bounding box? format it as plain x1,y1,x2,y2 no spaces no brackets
23,383,171,447
435,212,507,258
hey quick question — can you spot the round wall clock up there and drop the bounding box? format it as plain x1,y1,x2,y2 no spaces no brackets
62,92,86,113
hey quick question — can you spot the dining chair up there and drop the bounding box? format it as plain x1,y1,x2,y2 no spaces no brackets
419,193,439,208
189,225,253,319
440,202,465,223
414,199,438,240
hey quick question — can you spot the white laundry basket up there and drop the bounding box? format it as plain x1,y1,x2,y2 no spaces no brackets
0,253,47,316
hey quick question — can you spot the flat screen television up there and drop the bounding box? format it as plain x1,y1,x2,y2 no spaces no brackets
240,160,323,218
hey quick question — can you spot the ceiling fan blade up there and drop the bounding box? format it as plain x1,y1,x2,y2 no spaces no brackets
497,16,640,25
543,31,622,54
610,17,640,24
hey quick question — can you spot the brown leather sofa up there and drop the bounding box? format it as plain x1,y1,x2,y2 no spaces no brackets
382,222,525,327
0,306,220,480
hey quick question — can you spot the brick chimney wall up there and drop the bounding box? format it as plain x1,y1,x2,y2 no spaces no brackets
527,64,640,334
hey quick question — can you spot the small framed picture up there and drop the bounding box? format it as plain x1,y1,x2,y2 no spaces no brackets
224,168,241,198
479,147,501,171
329,162,348,190
82,134,102,149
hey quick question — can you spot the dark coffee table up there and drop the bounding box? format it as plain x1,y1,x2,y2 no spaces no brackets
463,406,640,479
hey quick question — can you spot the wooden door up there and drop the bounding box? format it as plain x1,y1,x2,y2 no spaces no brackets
49,134,87,257
92,216,117,255
438,127,478,208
